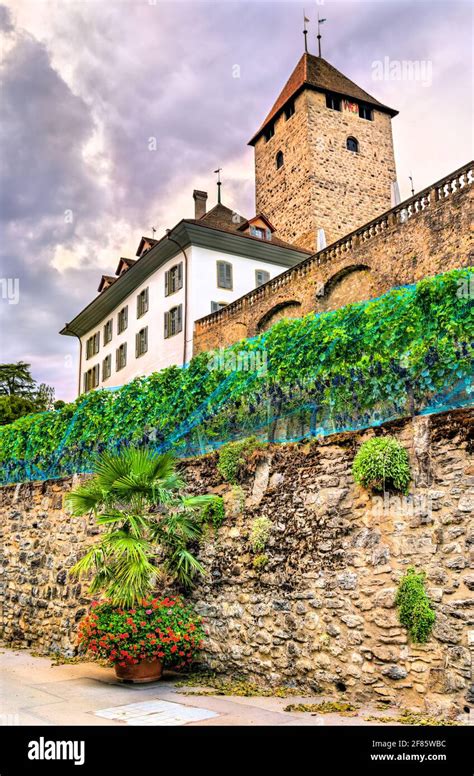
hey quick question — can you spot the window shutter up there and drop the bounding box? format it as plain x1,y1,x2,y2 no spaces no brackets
123,343,127,366
177,304,182,333
135,333,139,357
124,307,128,328
144,287,149,312
178,262,183,289
226,263,232,288
116,348,119,370
144,326,148,350
217,262,224,287
164,311,169,338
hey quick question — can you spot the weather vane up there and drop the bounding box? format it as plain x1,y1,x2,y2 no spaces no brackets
317,14,327,58
151,226,157,238
303,10,310,53
214,168,222,204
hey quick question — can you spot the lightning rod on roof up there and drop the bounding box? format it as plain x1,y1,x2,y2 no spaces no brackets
214,168,222,204
151,226,157,238
317,14,327,57
303,10,310,53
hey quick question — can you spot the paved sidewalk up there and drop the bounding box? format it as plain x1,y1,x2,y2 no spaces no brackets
0,649,399,727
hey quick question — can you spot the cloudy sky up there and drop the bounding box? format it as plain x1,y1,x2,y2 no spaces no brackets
0,0,472,401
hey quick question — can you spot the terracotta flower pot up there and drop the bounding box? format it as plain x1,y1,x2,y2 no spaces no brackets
114,658,163,683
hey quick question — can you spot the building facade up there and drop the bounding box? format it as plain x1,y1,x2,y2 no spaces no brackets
60,202,310,394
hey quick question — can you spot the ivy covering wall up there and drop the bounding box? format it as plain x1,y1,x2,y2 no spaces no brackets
0,268,472,484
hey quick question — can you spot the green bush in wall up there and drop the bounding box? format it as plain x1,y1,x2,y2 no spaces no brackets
352,436,411,493
249,516,272,553
395,566,436,643
201,496,225,529
217,437,260,484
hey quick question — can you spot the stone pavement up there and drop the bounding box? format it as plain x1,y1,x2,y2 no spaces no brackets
0,649,402,727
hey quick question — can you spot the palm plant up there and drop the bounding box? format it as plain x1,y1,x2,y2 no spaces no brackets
68,448,217,608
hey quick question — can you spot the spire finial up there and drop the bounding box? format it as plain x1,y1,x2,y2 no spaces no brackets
317,13,327,57
214,168,222,204
303,10,310,53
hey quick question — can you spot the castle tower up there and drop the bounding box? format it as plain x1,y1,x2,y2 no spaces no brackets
249,53,398,252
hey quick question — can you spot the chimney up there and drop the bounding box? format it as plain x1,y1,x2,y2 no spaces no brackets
193,189,208,219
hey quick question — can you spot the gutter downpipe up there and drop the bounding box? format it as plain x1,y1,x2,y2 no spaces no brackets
166,230,189,366
64,324,83,397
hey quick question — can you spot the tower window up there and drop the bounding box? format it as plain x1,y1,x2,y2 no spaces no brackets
326,93,342,111
276,151,284,169
264,124,275,142
346,136,359,153
359,103,373,121
285,101,295,120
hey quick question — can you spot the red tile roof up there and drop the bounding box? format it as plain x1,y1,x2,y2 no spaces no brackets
249,53,398,145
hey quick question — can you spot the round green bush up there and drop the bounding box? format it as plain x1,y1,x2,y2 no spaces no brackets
352,435,411,493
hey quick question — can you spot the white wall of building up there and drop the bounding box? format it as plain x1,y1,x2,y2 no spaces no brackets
79,244,287,393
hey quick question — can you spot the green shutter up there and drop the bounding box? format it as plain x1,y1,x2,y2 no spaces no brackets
164,311,169,338
177,304,182,333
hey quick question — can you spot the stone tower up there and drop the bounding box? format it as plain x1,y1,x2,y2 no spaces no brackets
249,53,398,252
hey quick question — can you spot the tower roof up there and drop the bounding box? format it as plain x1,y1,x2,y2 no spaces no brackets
249,53,398,145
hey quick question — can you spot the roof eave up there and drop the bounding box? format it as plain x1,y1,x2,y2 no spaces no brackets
248,83,398,146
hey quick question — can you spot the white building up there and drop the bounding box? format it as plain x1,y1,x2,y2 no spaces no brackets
60,192,310,395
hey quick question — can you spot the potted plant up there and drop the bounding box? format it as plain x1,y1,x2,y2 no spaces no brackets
78,596,204,682
68,448,216,682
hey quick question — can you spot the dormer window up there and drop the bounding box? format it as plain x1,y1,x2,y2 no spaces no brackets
264,124,275,142
346,136,359,153
326,93,342,111
276,151,284,169
359,103,373,121
285,101,295,120
250,225,272,241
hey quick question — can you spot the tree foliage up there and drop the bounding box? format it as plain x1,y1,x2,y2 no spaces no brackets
68,448,218,607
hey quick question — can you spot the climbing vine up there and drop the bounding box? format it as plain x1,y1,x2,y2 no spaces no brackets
0,268,472,484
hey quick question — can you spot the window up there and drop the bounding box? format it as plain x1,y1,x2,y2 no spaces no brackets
211,301,228,313
117,306,128,334
326,93,342,111
255,269,270,287
276,151,284,170
264,124,275,142
83,364,99,392
285,101,295,120
103,319,113,345
102,355,111,381
250,225,264,239
85,332,100,360
137,287,149,318
116,342,127,371
165,263,183,296
135,326,148,357
359,103,373,121
346,136,359,153
217,261,233,289
164,305,182,338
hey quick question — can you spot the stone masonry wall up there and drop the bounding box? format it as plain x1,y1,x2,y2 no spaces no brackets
254,89,396,251
194,164,473,353
0,408,473,717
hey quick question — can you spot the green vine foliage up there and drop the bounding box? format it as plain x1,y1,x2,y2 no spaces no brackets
217,437,260,483
0,268,472,484
352,436,411,493
395,567,436,643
